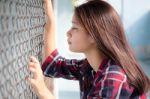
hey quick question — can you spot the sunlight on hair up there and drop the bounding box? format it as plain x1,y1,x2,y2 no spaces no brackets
72,0,87,7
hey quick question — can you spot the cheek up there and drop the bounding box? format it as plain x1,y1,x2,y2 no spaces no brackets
70,36,92,52
72,35,87,45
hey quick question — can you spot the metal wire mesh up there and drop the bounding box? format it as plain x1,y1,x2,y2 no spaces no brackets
0,0,45,98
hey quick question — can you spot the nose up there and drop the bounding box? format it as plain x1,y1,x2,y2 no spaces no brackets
67,29,72,38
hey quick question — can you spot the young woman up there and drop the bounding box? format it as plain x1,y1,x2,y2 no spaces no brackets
28,0,150,99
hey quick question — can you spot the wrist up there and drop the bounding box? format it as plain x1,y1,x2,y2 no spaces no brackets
38,87,55,99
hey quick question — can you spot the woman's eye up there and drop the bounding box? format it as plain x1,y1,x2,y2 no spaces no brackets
72,27,77,30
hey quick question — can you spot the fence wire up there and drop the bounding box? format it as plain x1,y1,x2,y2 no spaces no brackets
0,0,45,98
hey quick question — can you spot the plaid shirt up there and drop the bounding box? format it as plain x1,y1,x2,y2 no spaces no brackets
42,49,147,99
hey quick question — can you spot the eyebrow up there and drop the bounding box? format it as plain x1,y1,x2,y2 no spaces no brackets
72,21,79,25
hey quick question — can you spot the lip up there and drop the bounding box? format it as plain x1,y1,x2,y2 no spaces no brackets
67,39,71,44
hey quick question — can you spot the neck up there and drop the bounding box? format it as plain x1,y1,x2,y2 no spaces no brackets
84,48,105,72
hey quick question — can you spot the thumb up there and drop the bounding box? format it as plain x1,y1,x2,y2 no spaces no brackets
27,77,35,85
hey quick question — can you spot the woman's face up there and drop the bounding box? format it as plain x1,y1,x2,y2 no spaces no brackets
67,14,96,53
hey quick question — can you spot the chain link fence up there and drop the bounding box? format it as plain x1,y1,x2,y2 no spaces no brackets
0,0,45,98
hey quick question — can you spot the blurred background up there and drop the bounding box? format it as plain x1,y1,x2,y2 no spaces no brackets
54,0,150,99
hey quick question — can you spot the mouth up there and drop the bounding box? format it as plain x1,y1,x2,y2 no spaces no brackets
67,39,71,44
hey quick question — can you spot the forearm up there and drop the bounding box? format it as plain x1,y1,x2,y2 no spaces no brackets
43,0,56,61
43,29,56,60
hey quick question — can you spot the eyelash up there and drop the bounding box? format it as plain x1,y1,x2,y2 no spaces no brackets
72,27,77,30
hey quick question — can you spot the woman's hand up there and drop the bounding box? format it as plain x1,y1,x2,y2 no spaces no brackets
43,0,55,27
27,56,55,99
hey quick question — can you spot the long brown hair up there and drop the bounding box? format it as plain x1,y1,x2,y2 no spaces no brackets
74,0,150,94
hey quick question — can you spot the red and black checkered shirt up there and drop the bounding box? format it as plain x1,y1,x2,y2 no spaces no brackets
42,49,147,99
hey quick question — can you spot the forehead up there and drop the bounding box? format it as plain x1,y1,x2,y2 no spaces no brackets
72,13,79,24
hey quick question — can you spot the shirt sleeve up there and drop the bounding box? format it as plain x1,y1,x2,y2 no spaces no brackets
42,49,85,80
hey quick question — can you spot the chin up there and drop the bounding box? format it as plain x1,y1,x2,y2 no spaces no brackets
69,48,76,52
69,47,83,53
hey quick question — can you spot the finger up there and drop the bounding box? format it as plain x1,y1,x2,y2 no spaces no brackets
30,56,39,64
27,77,35,85
26,76,34,85
28,67,38,79
28,62,35,67
29,67,36,73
